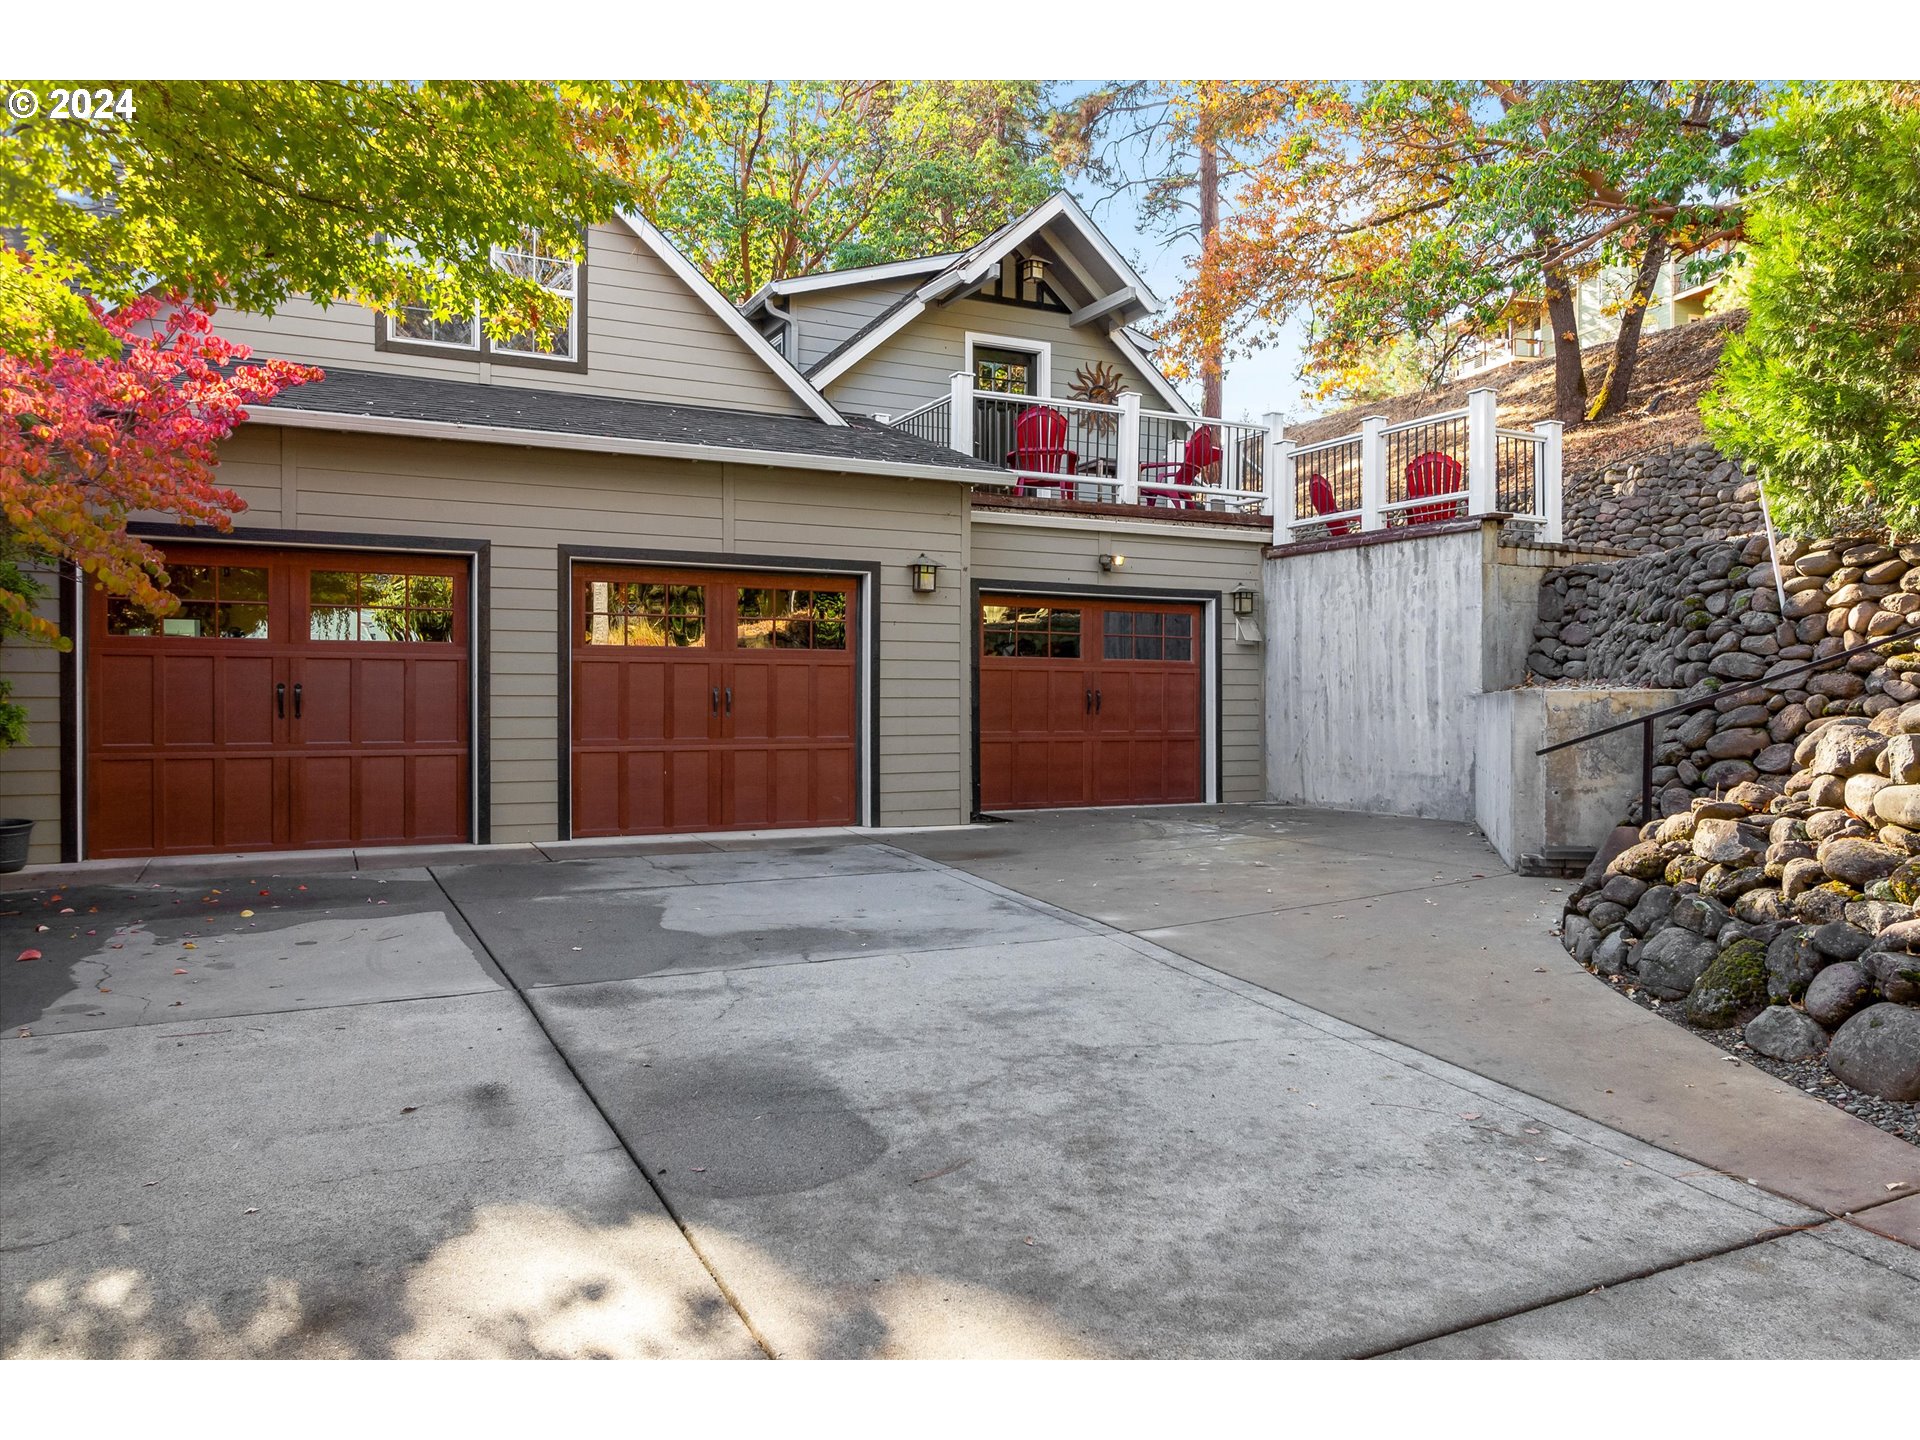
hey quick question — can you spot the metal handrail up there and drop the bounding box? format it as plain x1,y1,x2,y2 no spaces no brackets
1536,618,1920,826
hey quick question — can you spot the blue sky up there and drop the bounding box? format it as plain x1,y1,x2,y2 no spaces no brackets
1053,83,1317,427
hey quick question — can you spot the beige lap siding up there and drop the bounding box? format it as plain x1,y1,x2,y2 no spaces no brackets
1,426,973,861
966,516,1268,803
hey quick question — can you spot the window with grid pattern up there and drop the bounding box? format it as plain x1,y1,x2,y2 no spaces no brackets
1103,610,1192,661
309,571,457,642
106,565,270,639
736,589,848,650
581,582,706,647
981,604,1081,658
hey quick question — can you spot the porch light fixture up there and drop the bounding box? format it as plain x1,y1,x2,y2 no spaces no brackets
1098,552,1126,573
1231,584,1259,618
909,554,941,595
1019,255,1050,288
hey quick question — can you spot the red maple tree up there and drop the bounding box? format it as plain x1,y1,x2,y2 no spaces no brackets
1,295,321,644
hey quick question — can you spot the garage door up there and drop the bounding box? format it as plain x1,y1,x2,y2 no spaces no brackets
570,566,858,836
978,594,1203,810
86,545,471,858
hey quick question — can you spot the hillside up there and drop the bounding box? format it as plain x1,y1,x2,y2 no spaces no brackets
1285,312,1742,477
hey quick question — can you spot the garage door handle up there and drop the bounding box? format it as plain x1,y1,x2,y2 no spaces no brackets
1095,688,1102,714
276,682,285,719
293,683,303,720
725,687,733,714
711,686,720,715
1085,687,1093,714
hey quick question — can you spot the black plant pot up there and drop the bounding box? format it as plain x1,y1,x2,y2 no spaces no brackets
0,818,34,874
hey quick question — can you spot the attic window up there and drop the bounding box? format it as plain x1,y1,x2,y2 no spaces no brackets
381,227,582,366
492,228,578,361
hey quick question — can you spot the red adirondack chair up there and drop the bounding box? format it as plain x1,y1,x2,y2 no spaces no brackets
1404,451,1466,524
1137,427,1223,507
1006,406,1078,494
1308,474,1356,536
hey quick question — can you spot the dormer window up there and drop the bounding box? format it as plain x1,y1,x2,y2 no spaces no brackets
379,227,584,369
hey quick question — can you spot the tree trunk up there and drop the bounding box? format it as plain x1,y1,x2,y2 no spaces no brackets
1197,135,1224,417
1586,228,1670,421
1541,261,1587,425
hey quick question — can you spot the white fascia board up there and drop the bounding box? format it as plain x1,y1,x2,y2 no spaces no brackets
1108,327,1195,416
1051,191,1166,313
613,210,847,427
764,255,960,300
246,405,1012,487
969,507,1269,544
807,298,927,389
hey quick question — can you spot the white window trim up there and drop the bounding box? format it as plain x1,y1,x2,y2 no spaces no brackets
965,332,1052,398
385,233,580,364
489,236,579,362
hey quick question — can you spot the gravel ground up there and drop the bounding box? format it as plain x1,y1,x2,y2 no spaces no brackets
1582,963,1919,1147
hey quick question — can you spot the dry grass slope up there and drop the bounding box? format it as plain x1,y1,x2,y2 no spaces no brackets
1288,313,1742,478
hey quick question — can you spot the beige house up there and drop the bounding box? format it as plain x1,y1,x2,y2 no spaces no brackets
3,195,1269,866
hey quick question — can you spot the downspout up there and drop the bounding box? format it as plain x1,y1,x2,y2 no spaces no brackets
763,294,799,369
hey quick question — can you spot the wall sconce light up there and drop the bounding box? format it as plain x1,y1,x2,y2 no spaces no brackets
1231,584,1259,618
909,554,940,595
1098,552,1126,573
1019,255,1049,288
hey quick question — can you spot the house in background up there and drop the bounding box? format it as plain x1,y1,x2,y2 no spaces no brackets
1,194,1276,867
1455,248,1729,380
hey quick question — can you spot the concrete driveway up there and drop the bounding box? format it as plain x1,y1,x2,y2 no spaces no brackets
4,809,1916,1358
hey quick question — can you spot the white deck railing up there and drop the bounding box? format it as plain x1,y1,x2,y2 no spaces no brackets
1274,388,1562,545
882,375,1562,540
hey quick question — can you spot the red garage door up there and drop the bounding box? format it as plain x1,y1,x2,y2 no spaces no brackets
86,545,470,858
978,594,1203,810
570,566,858,836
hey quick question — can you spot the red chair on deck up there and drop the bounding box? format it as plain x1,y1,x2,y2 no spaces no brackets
1404,451,1466,524
1006,406,1078,494
1308,474,1356,536
1137,427,1223,508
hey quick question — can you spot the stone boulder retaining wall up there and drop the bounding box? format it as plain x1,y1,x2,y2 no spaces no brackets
1562,440,1765,556
1558,702,1920,1105
1531,534,1920,816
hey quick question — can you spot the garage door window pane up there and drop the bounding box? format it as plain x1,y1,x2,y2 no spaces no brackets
106,566,271,639
312,569,460,642
583,578,704,647
1105,610,1188,660
983,604,1079,658
738,588,847,650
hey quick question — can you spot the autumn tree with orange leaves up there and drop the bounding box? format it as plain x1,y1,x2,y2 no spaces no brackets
1160,81,1764,423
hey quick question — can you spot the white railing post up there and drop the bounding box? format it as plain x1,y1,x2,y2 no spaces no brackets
948,371,974,459
1534,419,1564,543
1467,386,1498,515
1116,391,1142,505
1359,416,1386,531
1265,412,1292,542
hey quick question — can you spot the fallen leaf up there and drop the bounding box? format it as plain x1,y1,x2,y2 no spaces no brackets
182,942,197,950
168,1001,182,1007
173,968,188,975
240,910,254,918
400,1106,417,1114
1891,1182,1913,1191
34,924,48,932
58,907,74,915
15,949,41,963
16,1028,29,1038
1533,966,1549,973
1524,1127,1541,1135
1023,1236,1035,1245
1459,1112,1482,1121
690,1167,707,1173
243,1207,258,1215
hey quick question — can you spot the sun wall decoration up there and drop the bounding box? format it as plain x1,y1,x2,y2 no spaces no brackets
1069,361,1125,435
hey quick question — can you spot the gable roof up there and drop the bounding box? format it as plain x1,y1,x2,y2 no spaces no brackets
740,252,961,315
613,210,848,427
247,367,1006,485
792,192,1192,416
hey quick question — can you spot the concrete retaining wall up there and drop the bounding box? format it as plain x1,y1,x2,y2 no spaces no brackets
1264,519,1604,822
1475,687,1681,873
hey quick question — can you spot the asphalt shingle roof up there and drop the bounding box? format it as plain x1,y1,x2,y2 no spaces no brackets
252,367,1001,474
